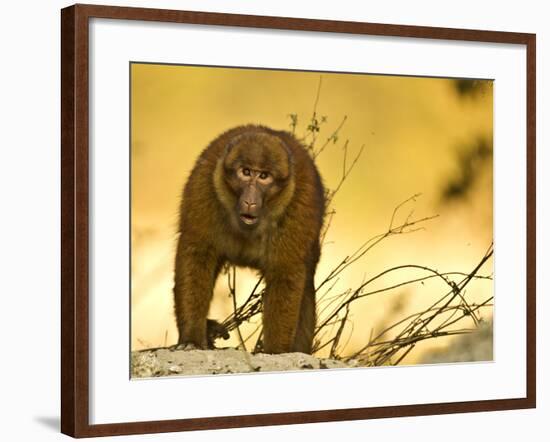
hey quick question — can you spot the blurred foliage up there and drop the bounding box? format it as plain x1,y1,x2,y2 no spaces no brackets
441,136,493,202
453,79,492,98
439,79,493,204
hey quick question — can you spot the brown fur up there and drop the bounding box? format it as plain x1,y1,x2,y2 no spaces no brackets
173,125,325,354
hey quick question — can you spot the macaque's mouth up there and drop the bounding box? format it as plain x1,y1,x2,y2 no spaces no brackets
239,213,259,225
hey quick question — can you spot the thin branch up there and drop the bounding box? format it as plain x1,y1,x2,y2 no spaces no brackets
228,266,247,351
313,115,348,159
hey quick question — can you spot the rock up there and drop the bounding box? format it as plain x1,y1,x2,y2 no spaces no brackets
131,348,352,378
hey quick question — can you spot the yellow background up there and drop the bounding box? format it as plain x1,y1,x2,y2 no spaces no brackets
131,63,493,363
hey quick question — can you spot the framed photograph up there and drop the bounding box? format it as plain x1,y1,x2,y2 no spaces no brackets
61,3,536,438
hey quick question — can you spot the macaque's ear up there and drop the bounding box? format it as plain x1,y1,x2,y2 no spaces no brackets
276,138,294,177
225,134,245,155
222,134,244,170
280,139,293,166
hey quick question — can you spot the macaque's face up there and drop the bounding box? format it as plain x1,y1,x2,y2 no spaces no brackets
223,133,291,229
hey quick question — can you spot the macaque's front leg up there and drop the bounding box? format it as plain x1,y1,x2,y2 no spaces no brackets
173,240,220,349
262,267,306,354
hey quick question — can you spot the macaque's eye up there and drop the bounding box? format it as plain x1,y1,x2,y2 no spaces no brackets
259,171,269,180
242,167,251,177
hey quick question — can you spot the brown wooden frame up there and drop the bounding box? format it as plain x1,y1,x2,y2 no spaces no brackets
61,3,536,438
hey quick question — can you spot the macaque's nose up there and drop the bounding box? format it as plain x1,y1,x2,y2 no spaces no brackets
240,185,262,215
